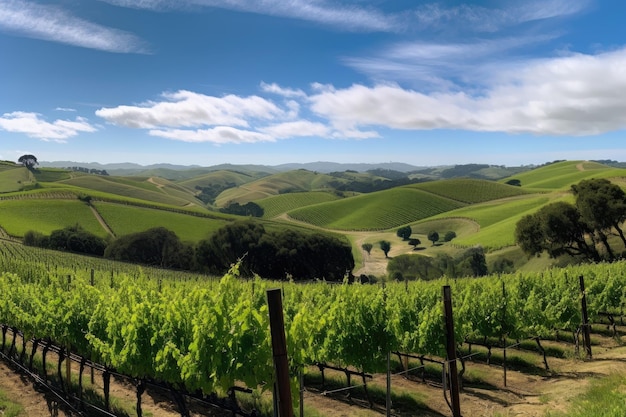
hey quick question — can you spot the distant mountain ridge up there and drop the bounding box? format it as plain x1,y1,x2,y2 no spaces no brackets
40,160,458,175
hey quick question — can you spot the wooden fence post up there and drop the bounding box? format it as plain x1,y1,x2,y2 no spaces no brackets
443,286,462,417
267,288,294,417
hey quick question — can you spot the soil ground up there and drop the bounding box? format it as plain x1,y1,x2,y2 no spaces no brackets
2,329,626,417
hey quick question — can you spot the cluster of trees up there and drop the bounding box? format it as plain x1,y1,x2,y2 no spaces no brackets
515,178,626,262
387,246,487,281
66,166,109,176
24,225,107,256
219,202,264,217
195,221,353,280
194,183,236,205
25,221,354,281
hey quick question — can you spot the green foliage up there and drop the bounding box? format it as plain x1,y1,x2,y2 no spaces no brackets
443,231,457,242
105,227,193,269
219,201,264,217
427,231,439,245
195,220,354,280
361,242,373,255
408,238,421,249
379,240,391,257
48,224,108,256
396,225,412,240
18,154,38,169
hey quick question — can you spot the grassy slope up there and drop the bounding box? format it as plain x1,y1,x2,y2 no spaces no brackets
214,170,341,207
413,178,531,204
258,191,341,219
287,187,465,230
506,160,625,190
178,169,261,190
0,167,33,193
93,202,229,242
58,175,200,207
0,199,107,237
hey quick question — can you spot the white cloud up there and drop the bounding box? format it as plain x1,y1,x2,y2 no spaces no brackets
149,126,274,144
99,0,399,32
260,120,330,139
311,47,626,136
55,107,77,112
0,0,148,53
0,112,97,141
96,90,283,129
260,82,306,99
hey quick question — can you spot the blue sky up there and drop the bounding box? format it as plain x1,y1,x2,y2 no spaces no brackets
1,0,626,167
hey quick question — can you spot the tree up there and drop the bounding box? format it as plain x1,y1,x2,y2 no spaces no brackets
572,178,626,257
443,231,457,242
361,242,373,255
408,238,421,249
515,201,600,262
379,240,391,258
396,226,412,241
427,231,439,246
18,154,38,170
506,179,521,186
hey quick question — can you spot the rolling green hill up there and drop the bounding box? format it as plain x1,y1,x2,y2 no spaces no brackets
257,191,341,219
413,178,531,204
214,169,338,207
1,160,625,276
503,160,625,190
287,187,465,230
0,166,34,193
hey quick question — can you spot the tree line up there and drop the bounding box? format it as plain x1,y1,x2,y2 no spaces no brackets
23,220,354,281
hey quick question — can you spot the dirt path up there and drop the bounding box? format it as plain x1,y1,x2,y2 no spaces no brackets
89,205,115,237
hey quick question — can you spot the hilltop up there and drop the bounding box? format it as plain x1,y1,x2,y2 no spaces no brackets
1,159,625,278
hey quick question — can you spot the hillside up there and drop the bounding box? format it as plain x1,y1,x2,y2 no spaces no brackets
1,160,625,277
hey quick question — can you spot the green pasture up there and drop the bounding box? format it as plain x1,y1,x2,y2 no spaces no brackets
32,168,72,182
287,187,465,230
258,191,341,218
0,167,33,193
93,202,229,242
59,175,195,207
413,178,530,204
0,199,107,237
507,160,621,191
433,195,559,249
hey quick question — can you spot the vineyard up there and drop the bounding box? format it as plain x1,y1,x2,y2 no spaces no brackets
1,240,626,415
287,188,464,230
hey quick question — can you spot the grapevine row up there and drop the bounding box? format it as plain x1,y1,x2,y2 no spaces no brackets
0,241,625,395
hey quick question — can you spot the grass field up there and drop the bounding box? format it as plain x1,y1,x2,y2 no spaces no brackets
0,199,107,237
93,202,230,242
0,167,33,193
431,195,555,249
258,191,341,218
506,160,626,191
287,187,465,230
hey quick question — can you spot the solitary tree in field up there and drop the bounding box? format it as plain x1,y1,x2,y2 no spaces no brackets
361,242,373,256
408,238,421,250
427,231,439,246
18,154,38,170
396,226,412,241
379,240,391,258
